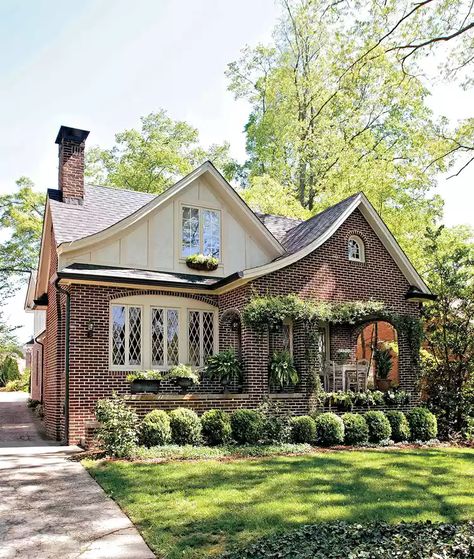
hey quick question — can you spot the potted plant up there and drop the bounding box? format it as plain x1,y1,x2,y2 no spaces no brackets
126,370,162,394
335,348,352,364
333,390,354,411
374,347,393,391
185,253,219,272
269,351,299,391
166,364,200,393
205,349,243,392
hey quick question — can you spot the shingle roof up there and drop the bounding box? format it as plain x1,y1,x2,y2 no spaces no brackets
48,185,156,244
48,182,360,258
281,194,360,253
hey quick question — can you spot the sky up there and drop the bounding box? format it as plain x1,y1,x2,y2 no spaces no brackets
0,0,473,342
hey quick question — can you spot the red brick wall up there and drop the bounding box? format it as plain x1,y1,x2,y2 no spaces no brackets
58,136,86,203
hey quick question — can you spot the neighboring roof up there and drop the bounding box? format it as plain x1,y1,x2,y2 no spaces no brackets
254,213,303,243
282,194,360,253
49,185,155,244
58,263,242,291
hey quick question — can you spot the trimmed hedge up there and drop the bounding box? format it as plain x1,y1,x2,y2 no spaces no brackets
342,413,369,445
364,411,392,443
408,407,438,441
222,521,474,559
201,409,232,445
231,409,264,444
385,410,410,442
290,416,316,444
168,408,202,445
313,412,344,446
140,410,171,447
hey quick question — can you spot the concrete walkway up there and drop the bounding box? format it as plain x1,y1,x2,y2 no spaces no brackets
0,392,155,559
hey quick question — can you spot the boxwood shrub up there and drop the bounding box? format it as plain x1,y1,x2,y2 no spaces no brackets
290,416,316,444
168,408,202,445
201,409,232,445
139,409,171,447
407,407,438,441
385,410,410,442
342,413,369,445
364,411,392,443
313,412,344,446
231,409,264,444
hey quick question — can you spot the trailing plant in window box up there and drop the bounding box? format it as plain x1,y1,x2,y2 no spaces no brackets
325,391,354,411
126,370,163,394
185,253,219,271
269,351,299,390
384,389,410,406
205,349,243,391
166,364,200,393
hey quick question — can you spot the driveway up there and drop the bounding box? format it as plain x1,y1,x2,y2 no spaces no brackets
0,392,155,559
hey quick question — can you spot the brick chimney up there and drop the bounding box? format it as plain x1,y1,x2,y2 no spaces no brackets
55,126,90,204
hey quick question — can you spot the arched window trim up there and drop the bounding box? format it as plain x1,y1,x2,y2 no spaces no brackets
348,234,365,263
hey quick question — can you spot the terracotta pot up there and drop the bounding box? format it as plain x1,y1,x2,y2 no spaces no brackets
376,378,392,392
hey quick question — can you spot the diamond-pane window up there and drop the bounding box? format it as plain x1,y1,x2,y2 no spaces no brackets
202,312,214,362
151,308,164,366
112,306,126,365
167,310,180,366
128,307,142,365
188,311,201,366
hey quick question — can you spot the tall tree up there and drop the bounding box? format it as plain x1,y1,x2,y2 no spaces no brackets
85,111,238,194
226,0,470,267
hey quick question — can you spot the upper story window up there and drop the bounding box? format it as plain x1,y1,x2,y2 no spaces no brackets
348,235,365,263
181,206,221,259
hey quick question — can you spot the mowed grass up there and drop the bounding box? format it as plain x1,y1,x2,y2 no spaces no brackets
84,447,474,559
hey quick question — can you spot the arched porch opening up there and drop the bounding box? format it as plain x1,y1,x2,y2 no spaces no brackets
219,309,242,356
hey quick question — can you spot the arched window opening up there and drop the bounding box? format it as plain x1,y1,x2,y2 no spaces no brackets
348,235,365,262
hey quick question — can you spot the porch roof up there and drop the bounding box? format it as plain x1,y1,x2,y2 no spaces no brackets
57,263,242,290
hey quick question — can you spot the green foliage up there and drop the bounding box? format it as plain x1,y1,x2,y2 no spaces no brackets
222,521,474,559
168,408,202,445
421,226,474,439
364,411,392,443
185,253,219,270
383,389,410,406
4,368,29,392
0,355,20,387
139,410,171,447
230,409,264,444
95,395,139,458
313,412,344,446
85,111,237,193
269,351,299,389
342,413,369,445
290,415,316,444
167,364,200,385
385,411,410,443
201,409,232,446
126,370,163,383
205,349,243,385
408,407,438,442
373,347,393,380
258,401,292,444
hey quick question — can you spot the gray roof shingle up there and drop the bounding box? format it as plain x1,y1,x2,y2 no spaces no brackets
254,213,303,243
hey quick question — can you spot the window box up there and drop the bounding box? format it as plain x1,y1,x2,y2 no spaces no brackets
185,254,219,272
130,379,161,394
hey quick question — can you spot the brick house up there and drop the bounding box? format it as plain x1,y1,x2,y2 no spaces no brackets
26,126,435,446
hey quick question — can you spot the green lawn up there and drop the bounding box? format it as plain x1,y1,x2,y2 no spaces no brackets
84,447,474,559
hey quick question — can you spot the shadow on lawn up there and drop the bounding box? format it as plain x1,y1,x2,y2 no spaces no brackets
88,448,474,558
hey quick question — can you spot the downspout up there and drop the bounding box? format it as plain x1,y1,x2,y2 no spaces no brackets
54,278,70,445
34,333,45,404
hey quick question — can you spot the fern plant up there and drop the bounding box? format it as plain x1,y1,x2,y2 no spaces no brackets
269,351,299,389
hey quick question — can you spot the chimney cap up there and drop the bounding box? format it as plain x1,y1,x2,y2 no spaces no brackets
55,125,90,145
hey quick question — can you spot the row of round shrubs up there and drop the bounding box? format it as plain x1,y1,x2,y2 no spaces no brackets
139,406,437,448
292,408,437,446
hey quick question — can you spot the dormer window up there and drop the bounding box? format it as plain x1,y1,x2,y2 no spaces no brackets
181,206,221,259
348,235,365,262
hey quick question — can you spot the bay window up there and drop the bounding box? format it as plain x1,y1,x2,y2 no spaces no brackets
111,304,143,367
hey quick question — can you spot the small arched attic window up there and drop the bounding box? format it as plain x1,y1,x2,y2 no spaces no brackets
348,235,365,262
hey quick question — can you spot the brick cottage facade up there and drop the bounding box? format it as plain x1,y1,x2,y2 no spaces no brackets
26,126,435,446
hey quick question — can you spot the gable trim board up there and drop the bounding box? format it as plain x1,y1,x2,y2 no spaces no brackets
55,161,285,259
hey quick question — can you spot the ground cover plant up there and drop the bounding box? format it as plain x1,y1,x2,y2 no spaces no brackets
84,447,474,559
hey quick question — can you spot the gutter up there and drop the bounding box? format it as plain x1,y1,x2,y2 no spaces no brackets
54,278,70,445
34,332,45,404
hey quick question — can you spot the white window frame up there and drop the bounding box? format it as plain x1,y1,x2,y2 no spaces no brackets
150,306,180,369
187,308,217,367
110,304,144,371
181,205,222,260
348,235,365,263
109,295,218,371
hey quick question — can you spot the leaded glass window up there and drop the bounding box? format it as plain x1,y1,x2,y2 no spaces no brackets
111,304,142,367
151,308,180,367
181,206,221,259
188,310,215,366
